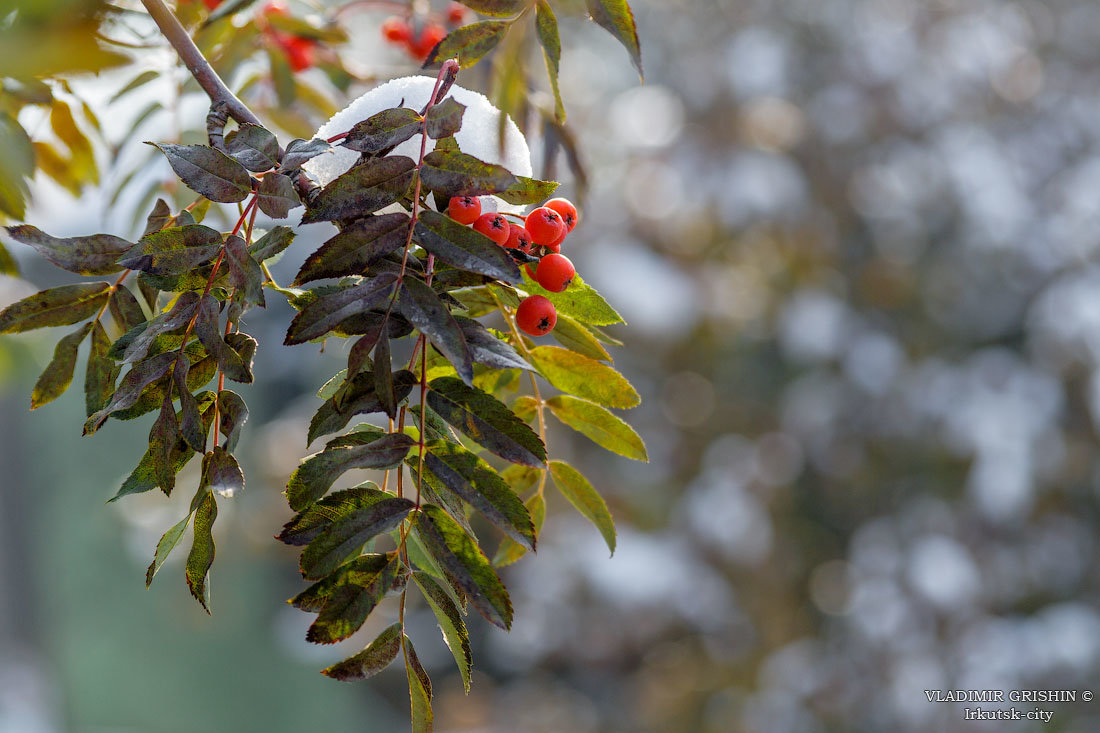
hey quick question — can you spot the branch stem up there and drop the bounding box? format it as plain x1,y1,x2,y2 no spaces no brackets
139,0,261,127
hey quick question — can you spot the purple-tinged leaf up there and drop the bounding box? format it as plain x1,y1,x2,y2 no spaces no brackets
256,172,301,219
224,234,265,307
343,108,422,155
304,553,402,644
186,488,218,612
149,142,252,203
398,276,473,384
286,432,415,510
424,20,509,68
321,622,402,680
294,213,409,285
5,225,130,275
414,209,521,283
84,351,176,434
280,138,332,172
299,490,414,579
585,0,643,78
284,273,399,345
301,157,416,225
427,376,545,466
226,123,279,172
118,225,222,275
425,98,465,139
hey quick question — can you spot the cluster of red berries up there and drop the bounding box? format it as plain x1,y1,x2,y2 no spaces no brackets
447,195,580,337
260,2,318,72
381,2,468,62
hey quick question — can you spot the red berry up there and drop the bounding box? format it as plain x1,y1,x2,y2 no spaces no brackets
516,295,557,336
524,206,565,246
448,195,482,224
532,253,575,293
204,0,223,9
505,222,532,251
446,2,468,25
381,17,412,44
473,213,510,246
545,198,578,231
411,24,447,60
280,35,315,72
544,225,567,252
262,0,287,16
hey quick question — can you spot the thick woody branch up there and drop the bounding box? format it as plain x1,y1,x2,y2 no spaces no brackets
140,0,261,128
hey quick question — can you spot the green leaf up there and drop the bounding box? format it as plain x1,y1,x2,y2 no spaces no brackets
112,291,199,363
547,395,647,461
194,295,251,383
425,98,465,139
293,213,409,285
493,492,545,567
527,346,640,408
549,460,615,554
118,225,222,275
420,150,517,200
186,489,218,612
225,234,266,308
427,377,546,466
308,370,416,444
204,0,260,25
414,209,521,283
306,554,401,643
301,156,416,225
398,276,473,384
456,0,526,16
277,484,382,546
5,225,129,276
84,352,177,434
426,20,510,68
321,622,403,680
109,392,217,502
148,143,252,203
300,490,414,579
455,316,532,371
249,225,296,262
551,313,611,361
496,175,559,206
373,330,397,419
174,358,207,453
280,138,332,172
343,107,422,155
85,321,119,417
585,0,643,78
226,123,279,172
286,432,415,511
535,0,565,122
203,446,244,497
217,390,249,452
404,634,433,733
110,69,158,104
30,321,93,409
108,286,147,333
0,282,110,334
145,512,191,587
256,172,301,219
413,572,472,693
423,440,535,550
284,274,399,345
416,504,513,629
149,395,180,492
521,268,623,326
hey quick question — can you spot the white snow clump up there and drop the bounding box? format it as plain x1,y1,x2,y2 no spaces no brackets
303,75,531,214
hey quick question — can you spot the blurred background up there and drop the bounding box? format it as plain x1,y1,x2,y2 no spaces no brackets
3,0,1100,731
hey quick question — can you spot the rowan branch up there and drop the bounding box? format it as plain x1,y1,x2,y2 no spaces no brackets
140,0,261,128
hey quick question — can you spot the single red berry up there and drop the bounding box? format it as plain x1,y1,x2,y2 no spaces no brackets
204,0,223,9
411,24,447,60
532,253,575,293
473,213,510,246
524,206,566,246
505,222,532,251
446,2,468,25
448,195,482,224
516,295,557,336
381,17,413,44
281,35,316,72
545,198,578,231
544,225,567,252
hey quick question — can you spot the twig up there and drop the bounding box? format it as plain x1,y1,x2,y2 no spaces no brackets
139,0,261,128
